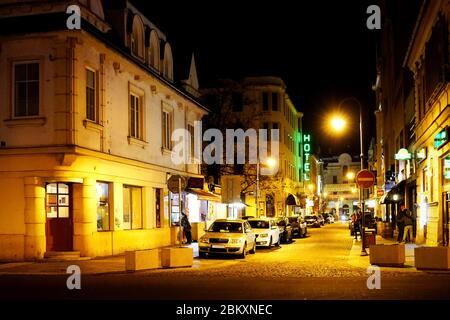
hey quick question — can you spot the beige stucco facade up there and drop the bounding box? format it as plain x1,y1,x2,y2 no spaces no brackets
0,1,207,261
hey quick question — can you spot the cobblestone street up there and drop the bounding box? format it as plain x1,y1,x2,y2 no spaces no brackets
1,222,450,300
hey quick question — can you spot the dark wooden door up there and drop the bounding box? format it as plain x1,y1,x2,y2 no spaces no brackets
45,183,73,251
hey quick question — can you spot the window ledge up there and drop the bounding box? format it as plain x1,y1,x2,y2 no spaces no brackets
127,136,148,149
3,117,47,127
161,147,173,155
83,119,103,131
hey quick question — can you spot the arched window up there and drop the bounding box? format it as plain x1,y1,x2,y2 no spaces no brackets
162,43,174,81
148,30,160,70
131,16,145,58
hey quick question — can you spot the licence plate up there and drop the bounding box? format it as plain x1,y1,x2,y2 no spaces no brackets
212,245,224,249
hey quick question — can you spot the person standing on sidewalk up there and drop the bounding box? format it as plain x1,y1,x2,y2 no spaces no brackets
396,206,405,242
402,207,414,243
181,212,192,244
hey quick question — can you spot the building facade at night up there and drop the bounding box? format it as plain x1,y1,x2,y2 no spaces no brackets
374,0,450,246
0,0,208,261
202,77,305,218
322,153,361,218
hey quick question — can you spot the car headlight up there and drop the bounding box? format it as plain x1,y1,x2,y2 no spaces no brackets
259,234,269,238
229,238,242,244
199,237,209,244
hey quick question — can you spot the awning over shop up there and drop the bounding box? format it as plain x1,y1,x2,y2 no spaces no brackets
187,188,222,202
379,180,405,204
286,194,298,206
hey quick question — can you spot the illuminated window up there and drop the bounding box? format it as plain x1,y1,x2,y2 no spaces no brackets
188,124,195,159
86,69,97,122
444,155,450,182
96,182,110,231
155,188,162,228
46,183,70,218
123,185,142,230
131,16,144,58
162,106,172,150
14,62,39,117
129,93,142,139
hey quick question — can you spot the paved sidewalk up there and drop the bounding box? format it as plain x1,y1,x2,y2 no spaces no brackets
0,243,201,276
347,234,418,272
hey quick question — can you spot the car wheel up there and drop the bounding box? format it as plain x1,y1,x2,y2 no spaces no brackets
199,252,207,258
275,236,281,247
240,243,247,258
249,242,256,254
268,236,273,248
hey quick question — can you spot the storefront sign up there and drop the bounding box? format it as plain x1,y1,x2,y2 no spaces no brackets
416,147,427,162
303,134,311,181
434,126,449,149
394,148,412,160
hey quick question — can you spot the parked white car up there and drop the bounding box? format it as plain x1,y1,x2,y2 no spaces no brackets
198,219,257,258
247,218,281,247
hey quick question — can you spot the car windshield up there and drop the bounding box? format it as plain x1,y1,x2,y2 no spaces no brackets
248,220,270,229
209,222,243,233
288,217,298,223
305,216,317,220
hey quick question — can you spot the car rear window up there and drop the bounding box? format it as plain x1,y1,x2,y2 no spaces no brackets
248,220,270,229
208,222,243,233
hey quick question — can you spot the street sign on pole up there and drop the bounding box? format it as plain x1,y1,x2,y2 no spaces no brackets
356,170,375,189
167,175,186,193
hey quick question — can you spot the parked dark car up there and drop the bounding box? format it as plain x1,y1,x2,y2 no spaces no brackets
288,216,307,238
275,217,293,243
305,215,321,228
322,213,335,224
317,214,325,226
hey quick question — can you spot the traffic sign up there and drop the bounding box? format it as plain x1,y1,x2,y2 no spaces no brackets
356,170,375,189
167,175,186,193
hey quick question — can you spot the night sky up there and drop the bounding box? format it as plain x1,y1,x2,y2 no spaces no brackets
132,0,380,158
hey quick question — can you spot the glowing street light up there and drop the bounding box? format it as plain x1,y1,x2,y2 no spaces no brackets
328,97,367,256
330,116,346,133
346,172,355,180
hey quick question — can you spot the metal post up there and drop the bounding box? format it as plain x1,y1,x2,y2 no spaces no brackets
359,101,368,256
256,159,260,218
179,177,183,247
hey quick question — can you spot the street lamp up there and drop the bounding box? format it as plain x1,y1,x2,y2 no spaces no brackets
330,97,367,256
256,157,277,218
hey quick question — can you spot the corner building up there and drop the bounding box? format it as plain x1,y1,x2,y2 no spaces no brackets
0,0,207,261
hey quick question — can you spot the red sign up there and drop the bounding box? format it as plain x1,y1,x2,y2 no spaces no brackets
356,170,375,189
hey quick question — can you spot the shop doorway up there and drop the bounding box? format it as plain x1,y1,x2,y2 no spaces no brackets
45,183,73,251
443,192,450,247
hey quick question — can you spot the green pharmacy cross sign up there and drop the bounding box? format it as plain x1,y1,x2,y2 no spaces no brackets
434,126,449,150
394,148,412,161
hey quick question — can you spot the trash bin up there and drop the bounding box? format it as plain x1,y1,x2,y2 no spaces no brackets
364,228,376,248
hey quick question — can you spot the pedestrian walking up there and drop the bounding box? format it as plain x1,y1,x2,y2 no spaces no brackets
352,211,361,241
